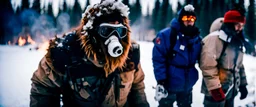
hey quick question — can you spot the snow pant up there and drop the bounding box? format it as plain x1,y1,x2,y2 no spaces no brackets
158,91,192,107
203,88,238,107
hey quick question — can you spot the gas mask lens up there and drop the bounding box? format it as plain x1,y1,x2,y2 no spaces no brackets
97,23,128,39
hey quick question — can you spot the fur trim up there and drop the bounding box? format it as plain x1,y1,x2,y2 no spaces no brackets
209,30,231,42
78,5,131,77
45,1,131,77
210,17,224,33
78,18,131,76
81,0,129,31
45,35,67,76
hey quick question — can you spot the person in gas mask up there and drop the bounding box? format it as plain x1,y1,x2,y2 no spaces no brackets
30,0,149,107
152,4,202,107
200,5,248,107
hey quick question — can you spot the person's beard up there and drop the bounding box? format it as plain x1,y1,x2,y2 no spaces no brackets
180,25,199,37
230,30,245,47
236,29,242,34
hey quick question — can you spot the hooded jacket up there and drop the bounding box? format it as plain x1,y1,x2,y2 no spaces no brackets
199,30,248,97
30,32,149,107
152,18,202,92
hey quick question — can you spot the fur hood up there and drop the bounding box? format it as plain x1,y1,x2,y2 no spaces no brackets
209,17,224,33
46,0,132,76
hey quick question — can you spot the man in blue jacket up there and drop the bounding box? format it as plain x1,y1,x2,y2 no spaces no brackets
152,4,202,107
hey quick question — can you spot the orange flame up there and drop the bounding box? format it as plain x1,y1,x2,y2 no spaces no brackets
8,34,50,53
8,41,11,45
18,36,26,46
27,35,36,45
37,41,49,52
37,36,49,53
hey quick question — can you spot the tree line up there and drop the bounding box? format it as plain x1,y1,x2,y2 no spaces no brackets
0,0,255,45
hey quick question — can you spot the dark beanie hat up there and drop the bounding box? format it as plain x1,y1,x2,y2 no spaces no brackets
178,4,196,21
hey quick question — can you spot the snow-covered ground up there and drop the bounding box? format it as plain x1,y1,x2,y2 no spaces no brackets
0,42,255,107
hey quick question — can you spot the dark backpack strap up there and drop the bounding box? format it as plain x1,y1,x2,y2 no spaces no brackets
166,27,178,62
99,70,121,103
217,41,228,63
169,27,178,53
126,43,140,71
218,40,241,98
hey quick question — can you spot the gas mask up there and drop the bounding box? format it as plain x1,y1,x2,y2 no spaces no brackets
97,23,128,57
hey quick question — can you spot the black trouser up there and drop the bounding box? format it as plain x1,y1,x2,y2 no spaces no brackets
158,91,192,107
203,96,234,107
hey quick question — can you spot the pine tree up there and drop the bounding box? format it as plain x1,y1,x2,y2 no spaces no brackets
47,2,54,18
84,0,91,12
185,0,192,4
210,0,221,23
238,0,244,7
70,0,82,27
152,0,160,31
63,0,68,13
159,0,169,30
46,2,56,30
59,0,68,14
192,0,200,17
122,0,130,7
0,0,14,13
176,1,183,14
219,0,227,16
129,0,142,25
145,3,152,29
245,0,255,43
228,0,237,9
198,0,211,37
21,0,30,11
32,0,41,14
145,3,150,21
57,0,70,34
85,0,90,7
0,0,15,44
167,4,173,25
16,6,22,15
134,0,142,19
58,2,62,16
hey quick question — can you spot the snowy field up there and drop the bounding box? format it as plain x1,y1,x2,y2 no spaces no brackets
0,42,255,107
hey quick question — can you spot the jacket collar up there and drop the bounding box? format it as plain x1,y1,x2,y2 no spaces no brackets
209,30,232,42
170,18,181,31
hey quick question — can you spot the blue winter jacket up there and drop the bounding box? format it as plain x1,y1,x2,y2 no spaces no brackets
152,18,202,92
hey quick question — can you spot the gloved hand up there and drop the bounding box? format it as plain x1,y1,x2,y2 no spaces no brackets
154,84,168,101
239,85,248,100
210,88,225,102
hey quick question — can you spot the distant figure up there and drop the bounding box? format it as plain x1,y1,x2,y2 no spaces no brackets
152,4,202,107
199,5,249,107
29,0,149,107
